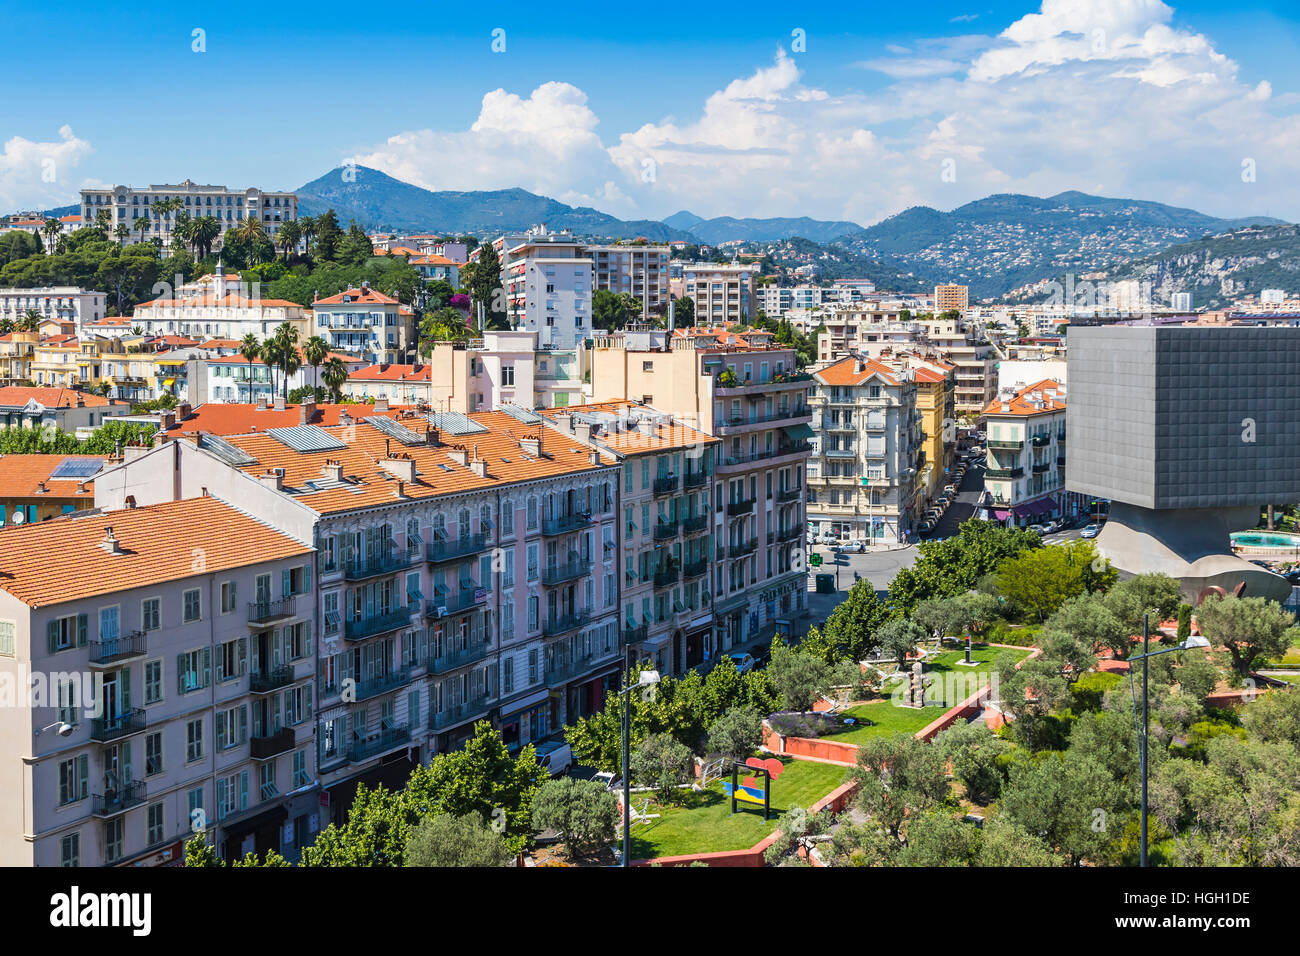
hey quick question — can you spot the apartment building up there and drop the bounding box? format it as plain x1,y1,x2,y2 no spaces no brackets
312,285,415,365
980,379,1077,526
79,181,298,251
0,496,319,866
587,244,670,315
0,330,37,384
759,281,879,318
94,410,622,821
199,349,366,405
683,263,759,325
920,316,997,417
133,264,310,343
899,353,958,501
934,283,970,313
0,288,106,328
590,326,812,654
0,386,129,433
499,229,593,350
0,454,103,527
540,402,718,676
807,356,924,544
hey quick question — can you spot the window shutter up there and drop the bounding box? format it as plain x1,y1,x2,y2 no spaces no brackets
201,647,211,688
239,771,248,811
305,683,313,720
216,779,226,819
238,706,247,744
47,620,58,656
303,562,312,593
238,638,247,676
215,711,226,749
176,654,185,695
282,570,291,598
303,621,312,658
76,614,87,646
121,668,131,710
250,638,260,673
77,754,88,800
122,740,132,782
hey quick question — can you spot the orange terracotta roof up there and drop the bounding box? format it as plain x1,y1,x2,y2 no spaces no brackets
166,401,416,437
912,367,947,384
348,364,433,383
410,254,458,267
539,401,718,455
59,215,82,223
315,288,399,306
0,496,313,609
213,411,615,515
981,379,1066,417
136,294,303,310
815,356,901,387
0,455,103,500
0,387,115,408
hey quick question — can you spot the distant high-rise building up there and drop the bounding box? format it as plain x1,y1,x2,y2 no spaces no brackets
933,283,969,313
1170,292,1193,311
1261,289,1287,305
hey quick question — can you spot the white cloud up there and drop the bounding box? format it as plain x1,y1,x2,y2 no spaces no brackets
0,126,92,211
354,1,1300,226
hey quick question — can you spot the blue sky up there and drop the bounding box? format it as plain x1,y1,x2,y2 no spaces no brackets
6,0,1300,224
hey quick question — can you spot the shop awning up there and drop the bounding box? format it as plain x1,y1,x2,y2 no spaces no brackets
783,423,815,441
993,509,1010,520
162,378,175,387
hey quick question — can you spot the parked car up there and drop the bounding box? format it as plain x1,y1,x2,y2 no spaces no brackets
943,484,957,495
1027,522,1052,535
1284,568,1300,584
728,652,756,675
535,741,574,776
836,540,867,553
1080,524,1101,539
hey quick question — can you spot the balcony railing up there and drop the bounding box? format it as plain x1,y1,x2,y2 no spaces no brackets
541,559,591,586
343,552,417,581
344,605,415,641
1032,461,1051,474
427,532,489,564
683,558,709,579
429,695,493,732
777,525,803,543
653,476,679,495
1057,429,1067,442
726,498,755,517
428,639,492,674
729,538,759,557
250,726,295,760
681,514,708,534
543,608,592,637
426,589,486,618
653,521,679,541
777,486,802,502
985,467,1024,480
542,513,591,536
545,654,609,686
623,624,649,645
93,781,146,817
88,630,146,666
91,708,146,742
347,725,410,763
683,471,707,489
248,597,296,625
249,665,294,694
654,567,680,588
354,664,417,701
1030,434,1051,447
987,439,1023,451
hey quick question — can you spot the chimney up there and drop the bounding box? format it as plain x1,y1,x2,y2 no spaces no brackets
380,455,417,482
100,526,122,555
273,394,286,412
426,426,441,447
374,398,389,413
177,402,192,419
256,397,268,411
518,435,541,457
299,400,316,425
322,459,344,482
35,480,48,494
447,446,469,465
575,422,592,443
123,443,150,463
589,450,601,465
394,479,407,498
636,418,655,436
339,409,353,426
258,468,284,491
470,459,488,478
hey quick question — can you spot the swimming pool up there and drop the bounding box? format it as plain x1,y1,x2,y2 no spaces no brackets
1231,530,1300,549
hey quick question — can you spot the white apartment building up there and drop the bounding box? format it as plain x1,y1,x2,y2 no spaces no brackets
496,227,593,350
0,288,107,328
807,356,923,544
311,285,415,365
79,181,298,250
0,496,320,866
587,244,670,315
759,281,878,317
683,263,759,325
133,265,310,342
980,379,1080,526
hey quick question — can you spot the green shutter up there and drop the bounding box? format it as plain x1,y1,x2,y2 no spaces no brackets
76,754,88,800
238,706,247,744
282,570,291,598
176,654,186,695
201,647,211,688
215,711,226,749
76,614,87,646
47,620,58,656
305,683,313,720
238,638,247,676
303,562,312,592
121,668,130,709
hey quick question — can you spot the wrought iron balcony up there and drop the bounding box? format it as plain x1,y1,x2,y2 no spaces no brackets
623,624,649,645
425,588,486,618
987,439,1023,451
653,520,680,541
654,567,680,588
344,605,415,641
683,471,707,489
250,726,295,760
681,514,708,534
353,664,417,701
777,486,802,502
249,665,294,694
653,475,679,495
543,608,592,637
91,708,146,742
729,537,759,557
1032,461,1051,474
1030,433,1051,447
545,654,606,686
427,532,489,564
429,695,493,732
542,559,591,586
726,498,755,517
428,638,491,674
93,781,146,817
347,725,410,763
247,597,296,624
88,630,146,666
542,512,591,536
343,552,417,581
683,558,709,579
985,467,1024,480
777,525,803,543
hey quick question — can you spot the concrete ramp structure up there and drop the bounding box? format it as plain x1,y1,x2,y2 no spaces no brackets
1066,325,1299,604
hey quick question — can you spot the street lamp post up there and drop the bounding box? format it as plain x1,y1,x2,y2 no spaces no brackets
1127,613,1212,867
620,647,660,867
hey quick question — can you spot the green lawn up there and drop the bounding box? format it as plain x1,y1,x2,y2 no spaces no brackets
926,644,1031,675
629,757,850,859
820,699,950,744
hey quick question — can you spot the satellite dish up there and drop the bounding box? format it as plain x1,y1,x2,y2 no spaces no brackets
11,512,24,524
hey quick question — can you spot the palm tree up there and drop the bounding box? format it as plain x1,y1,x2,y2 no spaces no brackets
134,216,150,244
260,335,280,399
94,209,111,234
236,214,266,247
273,322,301,399
42,218,60,250
191,216,220,259
20,309,41,333
297,216,316,258
302,335,329,395
113,223,129,245
277,220,302,262
322,356,349,402
239,333,260,404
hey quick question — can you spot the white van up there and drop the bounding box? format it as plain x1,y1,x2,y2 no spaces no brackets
535,740,574,776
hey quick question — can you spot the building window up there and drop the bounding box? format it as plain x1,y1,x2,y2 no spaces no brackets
0,620,13,658
220,581,237,614
141,598,160,631
144,659,163,704
60,833,79,867
186,719,203,763
293,749,309,789
104,819,123,864
147,803,164,846
58,755,88,805
182,589,201,622
178,649,210,693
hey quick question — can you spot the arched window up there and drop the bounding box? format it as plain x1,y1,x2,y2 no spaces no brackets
500,499,514,536
432,513,445,540
480,504,492,532
458,508,471,540
526,496,538,530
